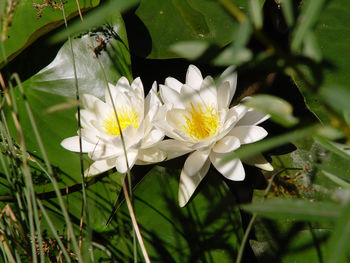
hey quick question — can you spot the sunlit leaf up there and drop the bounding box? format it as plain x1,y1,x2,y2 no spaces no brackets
244,94,299,127
326,200,350,263
293,0,350,123
115,166,242,262
3,13,131,231
291,0,326,52
0,0,100,68
169,40,209,60
222,124,320,163
242,199,341,222
128,0,241,59
213,19,253,66
51,0,139,43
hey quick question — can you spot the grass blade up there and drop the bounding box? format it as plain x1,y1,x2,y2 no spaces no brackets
242,199,341,222
326,200,350,263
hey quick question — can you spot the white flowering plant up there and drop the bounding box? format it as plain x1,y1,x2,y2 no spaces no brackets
2,1,349,262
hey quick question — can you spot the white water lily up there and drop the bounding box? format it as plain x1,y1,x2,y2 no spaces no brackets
156,65,273,207
61,77,166,176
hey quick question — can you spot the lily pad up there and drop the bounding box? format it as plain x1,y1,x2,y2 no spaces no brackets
1,13,132,232
0,0,100,68
293,0,350,123
128,0,245,59
115,166,243,262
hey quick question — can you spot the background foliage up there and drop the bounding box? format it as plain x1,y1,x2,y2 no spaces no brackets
1,0,350,262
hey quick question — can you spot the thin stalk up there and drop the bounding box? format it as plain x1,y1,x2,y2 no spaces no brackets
2,77,38,262
10,73,83,262
87,35,137,261
8,80,45,262
218,0,350,140
37,200,72,263
0,235,16,263
122,179,151,263
75,0,84,21
59,1,93,260
307,222,323,263
235,169,284,263
0,111,26,223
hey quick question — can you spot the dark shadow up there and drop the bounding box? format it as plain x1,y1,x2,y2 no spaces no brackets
1,24,64,84
123,6,153,58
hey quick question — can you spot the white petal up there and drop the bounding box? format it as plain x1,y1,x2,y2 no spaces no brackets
122,125,142,149
155,118,186,142
243,154,274,171
210,152,245,180
143,103,160,135
213,136,241,153
131,77,144,100
61,136,97,153
137,147,166,163
80,109,97,129
157,139,192,160
165,77,183,92
105,83,117,106
180,84,204,108
178,158,210,207
199,76,217,107
159,84,184,109
116,76,130,91
115,150,138,174
82,94,110,120
190,137,216,152
88,142,121,160
114,89,134,112
166,109,187,129
145,81,161,115
85,158,117,177
80,127,104,143
165,109,195,142
186,65,203,90
183,150,210,177
217,81,231,109
236,108,270,126
142,128,165,148
219,66,237,104
229,126,268,144
233,104,249,121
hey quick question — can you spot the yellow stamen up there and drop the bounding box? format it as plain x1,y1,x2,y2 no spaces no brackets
102,107,139,135
183,102,219,140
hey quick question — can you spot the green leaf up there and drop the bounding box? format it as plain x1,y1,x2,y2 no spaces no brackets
320,84,350,117
313,136,350,162
169,40,210,60
115,166,242,262
3,14,131,231
213,19,253,66
0,0,100,68
293,0,350,123
326,201,350,263
130,0,241,59
51,0,139,43
318,167,350,190
282,230,329,263
249,0,263,29
244,94,299,127
222,124,320,163
280,0,294,27
291,0,326,52
242,199,341,222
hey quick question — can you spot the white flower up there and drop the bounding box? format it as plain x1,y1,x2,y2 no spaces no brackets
61,77,166,176
156,65,273,207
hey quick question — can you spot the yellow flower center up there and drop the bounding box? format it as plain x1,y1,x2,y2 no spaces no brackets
102,107,139,135
183,103,219,140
